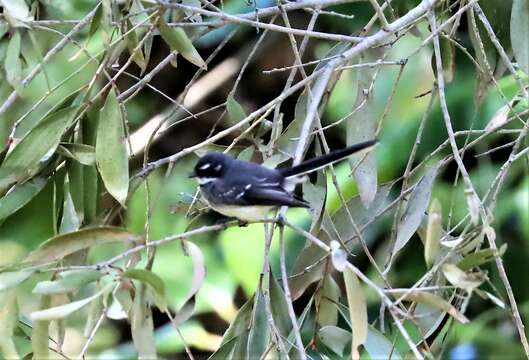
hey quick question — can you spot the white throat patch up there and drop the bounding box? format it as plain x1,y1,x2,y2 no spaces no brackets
197,177,217,185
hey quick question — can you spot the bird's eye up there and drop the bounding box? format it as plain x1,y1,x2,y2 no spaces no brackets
199,163,211,170
214,164,222,171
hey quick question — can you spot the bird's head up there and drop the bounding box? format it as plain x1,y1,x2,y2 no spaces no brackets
190,152,232,184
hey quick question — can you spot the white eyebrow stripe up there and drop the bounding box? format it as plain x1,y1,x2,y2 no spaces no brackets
197,177,216,185
199,163,211,170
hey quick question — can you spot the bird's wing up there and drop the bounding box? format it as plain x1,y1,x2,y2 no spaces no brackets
208,180,309,208
239,183,309,207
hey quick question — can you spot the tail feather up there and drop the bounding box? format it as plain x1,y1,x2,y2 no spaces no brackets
279,139,378,178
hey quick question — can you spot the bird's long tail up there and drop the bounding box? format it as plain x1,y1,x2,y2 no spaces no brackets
278,139,378,178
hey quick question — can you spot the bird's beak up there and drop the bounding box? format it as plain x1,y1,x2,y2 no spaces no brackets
188,171,197,178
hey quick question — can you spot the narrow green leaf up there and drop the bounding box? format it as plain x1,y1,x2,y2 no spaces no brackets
96,88,129,205
438,36,456,83
30,290,104,321
391,290,468,323
123,269,166,310
88,3,103,38
226,94,247,125
364,326,402,360
59,175,81,234
25,227,139,264
511,0,529,75
424,198,442,268
0,0,32,22
84,294,104,337
158,17,207,69
31,295,50,359
131,285,157,359
317,275,340,327
269,274,291,337
0,269,34,292
346,53,378,207
181,241,206,303
394,166,438,256
83,108,99,224
458,248,498,270
4,30,22,92
58,143,96,166
318,326,350,357
173,241,206,323
442,264,485,292
32,270,102,295
247,290,268,359
125,19,147,72
2,107,77,176
208,337,236,359
0,178,46,221
0,291,20,360
343,267,367,358
219,297,253,345
275,93,308,163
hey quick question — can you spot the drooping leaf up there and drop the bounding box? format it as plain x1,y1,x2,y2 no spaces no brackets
173,241,206,323
511,0,529,75
364,326,402,360
0,269,34,292
318,326,350,357
123,268,166,310
226,94,247,126
31,295,50,360
83,107,99,224
269,273,291,338
424,198,442,268
442,264,485,292
457,248,502,270
0,0,32,23
467,7,497,106
83,286,104,338
25,227,140,264
125,18,147,73
346,53,378,207
329,183,393,246
0,291,20,359
247,290,269,359
303,148,327,233
96,88,129,205
394,166,438,256
131,285,157,359
437,35,456,83
219,297,253,346
317,275,340,327
181,241,206,303
343,267,367,358
0,178,46,221
1,107,77,181
157,17,207,69
391,290,468,323
32,270,102,294
274,93,308,163
58,143,96,166
30,289,105,321
59,175,81,234
4,30,22,92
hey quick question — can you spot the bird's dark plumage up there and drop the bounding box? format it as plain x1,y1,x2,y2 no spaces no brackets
191,139,377,220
